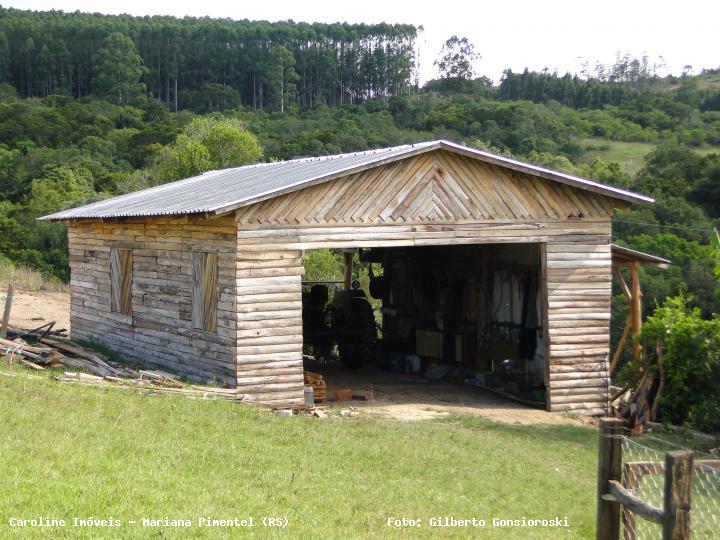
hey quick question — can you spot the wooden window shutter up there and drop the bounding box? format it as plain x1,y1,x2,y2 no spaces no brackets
110,248,133,315
192,252,218,332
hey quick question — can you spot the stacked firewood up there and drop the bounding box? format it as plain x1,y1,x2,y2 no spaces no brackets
609,342,666,433
304,370,326,403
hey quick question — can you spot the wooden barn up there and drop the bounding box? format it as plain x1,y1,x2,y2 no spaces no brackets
42,140,658,414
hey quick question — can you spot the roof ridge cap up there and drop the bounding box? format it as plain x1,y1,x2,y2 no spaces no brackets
218,141,436,172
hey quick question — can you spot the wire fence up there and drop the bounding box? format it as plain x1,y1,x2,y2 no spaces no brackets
619,435,720,540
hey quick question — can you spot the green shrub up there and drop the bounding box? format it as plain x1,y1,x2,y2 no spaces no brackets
641,295,720,432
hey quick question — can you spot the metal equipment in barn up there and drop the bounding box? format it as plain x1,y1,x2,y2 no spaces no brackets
302,278,378,369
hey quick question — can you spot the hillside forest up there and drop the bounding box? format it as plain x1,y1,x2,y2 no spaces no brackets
0,8,719,430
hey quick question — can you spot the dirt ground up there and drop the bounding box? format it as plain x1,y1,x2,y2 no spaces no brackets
309,362,595,427
0,283,71,333
1,284,592,427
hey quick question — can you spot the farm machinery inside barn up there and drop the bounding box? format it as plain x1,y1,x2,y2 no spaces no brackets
302,250,378,369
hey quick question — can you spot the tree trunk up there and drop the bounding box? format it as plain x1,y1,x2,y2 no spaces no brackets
650,341,665,422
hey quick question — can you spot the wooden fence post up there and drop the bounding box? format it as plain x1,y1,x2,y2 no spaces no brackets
0,283,14,338
663,450,693,540
597,417,624,540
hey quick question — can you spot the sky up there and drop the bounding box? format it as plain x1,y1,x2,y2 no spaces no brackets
5,0,719,83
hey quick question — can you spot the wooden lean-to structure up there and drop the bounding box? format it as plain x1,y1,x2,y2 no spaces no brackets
42,140,657,413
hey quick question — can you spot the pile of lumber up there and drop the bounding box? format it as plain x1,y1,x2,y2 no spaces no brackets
1,334,139,378
5,322,68,340
1,328,236,399
304,370,326,403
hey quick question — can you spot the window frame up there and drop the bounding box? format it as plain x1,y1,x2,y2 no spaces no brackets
192,251,218,332
110,248,133,316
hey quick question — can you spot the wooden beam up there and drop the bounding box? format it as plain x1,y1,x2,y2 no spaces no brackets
613,266,632,301
606,480,664,524
343,251,354,290
539,243,551,408
629,262,642,361
609,314,631,376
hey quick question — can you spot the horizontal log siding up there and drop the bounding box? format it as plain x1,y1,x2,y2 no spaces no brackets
545,240,612,415
68,215,237,386
234,249,305,408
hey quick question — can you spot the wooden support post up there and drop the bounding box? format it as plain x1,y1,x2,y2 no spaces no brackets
613,266,632,301
663,450,693,540
597,417,624,540
343,250,354,290
539,243,551,409
1,283,14,339
629,262,642,361
610,314,631,376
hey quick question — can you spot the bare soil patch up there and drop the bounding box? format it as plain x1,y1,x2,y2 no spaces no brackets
0,283,71,333
311,362,596,426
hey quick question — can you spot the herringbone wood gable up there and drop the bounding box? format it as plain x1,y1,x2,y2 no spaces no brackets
235,150,616,226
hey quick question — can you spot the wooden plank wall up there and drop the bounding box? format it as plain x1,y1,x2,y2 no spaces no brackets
234,250,305,408
68,215,238,386
545,241,612,415
234,150,618,412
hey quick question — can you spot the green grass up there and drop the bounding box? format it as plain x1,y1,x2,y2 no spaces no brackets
579,138,720,176
579,138,657,176
0,259,66,292
0,363,599,538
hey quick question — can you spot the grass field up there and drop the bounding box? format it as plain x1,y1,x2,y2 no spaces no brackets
579,138,720,176
0,364,599,539
579,138,655,175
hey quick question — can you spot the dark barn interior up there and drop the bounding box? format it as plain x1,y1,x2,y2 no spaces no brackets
302,243,547,406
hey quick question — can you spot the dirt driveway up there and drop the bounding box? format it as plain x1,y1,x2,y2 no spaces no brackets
308,362,595,426
0,283,71,333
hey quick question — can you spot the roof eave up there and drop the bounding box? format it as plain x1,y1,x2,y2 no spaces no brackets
435,140,654,205
611,244,671,268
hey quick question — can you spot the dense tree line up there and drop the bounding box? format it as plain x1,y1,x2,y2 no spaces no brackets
499,69,639,109
0,7,416,110
498,55,664,108
497,70,720,147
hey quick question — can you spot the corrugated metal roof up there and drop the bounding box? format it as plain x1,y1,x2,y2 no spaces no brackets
40,140,653,221
611,244,670,267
